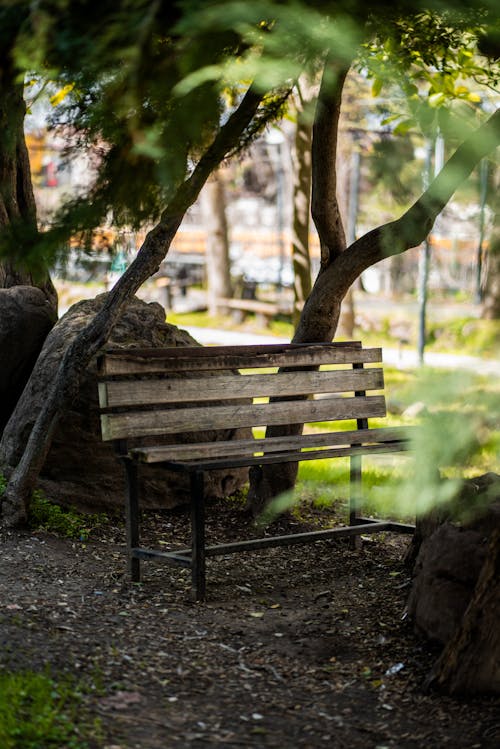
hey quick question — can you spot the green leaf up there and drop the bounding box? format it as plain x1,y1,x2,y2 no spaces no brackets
393,118,414,135
428,92,445,108
371,77,383,97
381,113,401,126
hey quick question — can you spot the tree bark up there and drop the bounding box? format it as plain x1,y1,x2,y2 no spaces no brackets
0,46,57,312
291,80,314,327
0,86,264,527
427,528,500,695
203,169,232,316
311,60,349,269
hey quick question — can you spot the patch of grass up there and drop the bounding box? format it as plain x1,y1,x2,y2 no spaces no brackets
296,456,412,521
0,669,100,749
0,477,106,541
427,317,500,358
28,491,107,540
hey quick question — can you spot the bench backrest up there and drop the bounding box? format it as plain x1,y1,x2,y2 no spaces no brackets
97,343,389,461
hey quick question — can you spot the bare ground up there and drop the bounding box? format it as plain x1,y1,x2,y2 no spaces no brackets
1,500,499,748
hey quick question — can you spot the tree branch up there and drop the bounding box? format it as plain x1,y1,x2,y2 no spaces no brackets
311,58,350,268
328,108,500,293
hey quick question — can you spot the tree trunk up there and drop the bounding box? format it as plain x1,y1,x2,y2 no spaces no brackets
203,169,232,316
0,48,57,312
0,86,264,527
291,82,314,327
428,528,500,695
247,62,350,514
336,130,359,339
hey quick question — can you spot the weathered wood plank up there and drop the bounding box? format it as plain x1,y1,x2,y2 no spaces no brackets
130,426,412,463
98,343,381,375
158,440,409,471
102,341,362,360
100,394,387,440
99,368,384,408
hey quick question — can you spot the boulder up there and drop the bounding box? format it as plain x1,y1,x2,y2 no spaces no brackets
407,474,500,644
0,286,56,433
1,294,248,512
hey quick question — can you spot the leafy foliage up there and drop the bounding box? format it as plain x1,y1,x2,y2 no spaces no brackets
375,369,500,519
27,491,107,540
0,0,498,274
0,476,106,539
362,7,500,139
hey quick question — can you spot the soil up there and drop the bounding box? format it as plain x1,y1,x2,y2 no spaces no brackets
1,500,499,749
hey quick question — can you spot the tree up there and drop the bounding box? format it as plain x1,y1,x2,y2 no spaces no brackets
0,4,56,309
0,0,288,524
247,6,500,508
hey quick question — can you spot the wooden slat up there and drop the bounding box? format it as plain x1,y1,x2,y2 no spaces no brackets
102,341,362,360
100,394,386,440
98,343,381,376
99,368,384,408
130,426,412,463
158,441,410,472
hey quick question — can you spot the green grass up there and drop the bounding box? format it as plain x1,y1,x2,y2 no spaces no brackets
0,670,100,749
0,476,107,540
296,455,411,519
28,492,108,540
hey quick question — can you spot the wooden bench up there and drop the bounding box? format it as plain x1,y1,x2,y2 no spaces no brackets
97,342,415,600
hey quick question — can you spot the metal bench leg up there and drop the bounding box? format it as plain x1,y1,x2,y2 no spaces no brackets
350,453,362,550
190,470,206,601
123,458,141,582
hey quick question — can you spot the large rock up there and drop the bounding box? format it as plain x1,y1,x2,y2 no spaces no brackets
1,294,248,512
0,286,56,433
407,475,500,644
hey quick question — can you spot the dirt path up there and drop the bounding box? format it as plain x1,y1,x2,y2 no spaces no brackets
1,504,499,748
